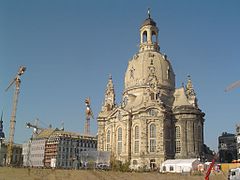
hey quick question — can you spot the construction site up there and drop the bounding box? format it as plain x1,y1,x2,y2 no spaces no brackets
1,1,240,180
0,45,237,180
0,68,109,168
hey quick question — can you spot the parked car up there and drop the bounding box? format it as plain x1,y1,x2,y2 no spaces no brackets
96,163,110,170
228,168,240,180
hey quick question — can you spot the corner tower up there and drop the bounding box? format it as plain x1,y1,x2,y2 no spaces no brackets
101,75,116,112
173,76,205,159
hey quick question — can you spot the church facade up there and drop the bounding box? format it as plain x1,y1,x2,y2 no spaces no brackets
97,12,205,169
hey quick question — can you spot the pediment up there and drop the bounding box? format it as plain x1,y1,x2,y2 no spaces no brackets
108,107,130,119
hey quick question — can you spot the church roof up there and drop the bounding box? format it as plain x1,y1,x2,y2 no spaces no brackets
173,87,191,107
140,9,157,28
141,17,156,28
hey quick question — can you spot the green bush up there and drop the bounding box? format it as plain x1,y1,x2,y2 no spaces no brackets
110,155,130,172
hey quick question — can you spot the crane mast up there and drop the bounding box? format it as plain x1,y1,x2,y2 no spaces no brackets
5,66,26,165
84,97,94,135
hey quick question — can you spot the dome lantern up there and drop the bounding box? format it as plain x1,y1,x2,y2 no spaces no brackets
139,9,159,52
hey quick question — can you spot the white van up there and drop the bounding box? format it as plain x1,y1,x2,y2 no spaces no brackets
229,168,240,180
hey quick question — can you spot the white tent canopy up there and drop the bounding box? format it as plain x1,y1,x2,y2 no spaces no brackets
160,159,201,173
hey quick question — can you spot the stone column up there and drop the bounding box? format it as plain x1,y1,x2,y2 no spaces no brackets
127,112,132,162
180,120,187,158
147,29,151,43
97,120,105,151
187,120,194,157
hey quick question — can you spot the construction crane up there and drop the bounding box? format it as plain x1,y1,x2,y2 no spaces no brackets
84,97,94,135
26,118,44,138
5,66,26,165
225,80,240,92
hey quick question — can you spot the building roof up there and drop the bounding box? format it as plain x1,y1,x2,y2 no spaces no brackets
140,9,156,28
173,87,191,107
44,129,97,142
162,159,200,166
34,128,56,139
141,17,156,28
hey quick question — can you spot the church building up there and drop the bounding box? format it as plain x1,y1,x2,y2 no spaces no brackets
97,11,205,169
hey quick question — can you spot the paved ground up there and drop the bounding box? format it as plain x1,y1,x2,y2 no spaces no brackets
0,167,227,180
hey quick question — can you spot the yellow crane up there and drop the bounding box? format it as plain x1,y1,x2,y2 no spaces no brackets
84,97,94,135
5,66,26,165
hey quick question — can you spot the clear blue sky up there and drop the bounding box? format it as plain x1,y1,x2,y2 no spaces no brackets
0,0,239,151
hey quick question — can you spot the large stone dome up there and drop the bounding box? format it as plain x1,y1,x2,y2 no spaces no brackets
123,14,175,107
124,52,175,91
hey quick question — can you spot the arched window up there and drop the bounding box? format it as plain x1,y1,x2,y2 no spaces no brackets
150,124,156,138
134,126,140,153
106,130,111,151
117,127,122,154
142,31,147,42
175,126,181,153
176,126,180,139
151,31,157,43
167,66,171,80
149,124,156,152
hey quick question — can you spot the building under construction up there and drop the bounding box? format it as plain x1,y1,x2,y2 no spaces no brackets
0,116,22,166
22,128,102,169
0,140,22,166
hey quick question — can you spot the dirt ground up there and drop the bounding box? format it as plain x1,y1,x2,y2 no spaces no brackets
0,167,227,180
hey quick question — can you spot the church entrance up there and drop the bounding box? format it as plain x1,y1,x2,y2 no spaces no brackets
150,159,156,170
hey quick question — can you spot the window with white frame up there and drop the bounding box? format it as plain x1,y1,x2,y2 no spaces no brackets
134,126,140,153
117,127,122,154
175,126,181,153
149,124,156,152
106,129,111,151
